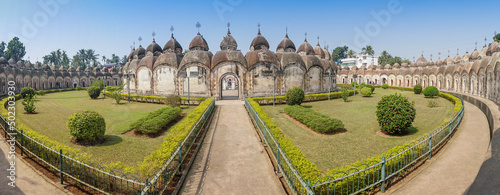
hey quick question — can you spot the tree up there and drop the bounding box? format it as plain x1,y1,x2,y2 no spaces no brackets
361,45,374,55
347,50,356,58
102,55,107,64
122,55,127,63
5,37,26,62
332,46,349,62
495,33,500,42
86,49,99,67
0,41,5,57
378,50,392,65
42,49,69,67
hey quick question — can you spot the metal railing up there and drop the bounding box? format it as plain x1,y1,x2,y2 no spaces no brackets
245,99,315,195
141,99,215,194
0,97,215,194
245,93,464,194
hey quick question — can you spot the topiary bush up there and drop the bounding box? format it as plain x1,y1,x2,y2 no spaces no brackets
285,86,305,105
366,84,375,93
21,87,36,99
423,86,439,98
67,110,106,142
350,82,358,88
382,83,389,89
413,84,422,94
376,93,416,134
361,87,372,97
87,86,101,99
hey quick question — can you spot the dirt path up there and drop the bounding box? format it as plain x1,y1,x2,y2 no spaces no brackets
179,100,285,195
385,101,490,194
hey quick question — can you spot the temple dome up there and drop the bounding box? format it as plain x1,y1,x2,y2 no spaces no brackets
250,29,270,50
416,55,428,67
470,48,480,60
163,34,183,53
146,39,162,56
135,46,146,59
220,29,238,51
189,32,209,51
297,38,314,55
276,33,296,52
314,43,325,58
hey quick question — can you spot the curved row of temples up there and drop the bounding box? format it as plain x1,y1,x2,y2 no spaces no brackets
121,28,338,99
337,41,500,104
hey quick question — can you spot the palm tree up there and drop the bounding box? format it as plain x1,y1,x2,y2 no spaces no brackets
102,55,107,64
86,49,99,67
347,50,356,58
379,50,391,65
361,45,375,55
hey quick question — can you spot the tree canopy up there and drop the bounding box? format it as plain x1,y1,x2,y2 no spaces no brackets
43,49,70,67
361,45,375,55
494,33,500,42
4,37,26,62
331,46,349,62
0,41,5,57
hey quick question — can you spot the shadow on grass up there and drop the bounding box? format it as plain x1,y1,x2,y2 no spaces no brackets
98,135,123,146
302,105,312,108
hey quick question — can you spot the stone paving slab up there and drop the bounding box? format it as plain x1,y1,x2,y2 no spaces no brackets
180,100,285,195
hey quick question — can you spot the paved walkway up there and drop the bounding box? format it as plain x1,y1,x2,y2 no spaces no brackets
385,101,490,194
180,100,285,195
0,136,68,195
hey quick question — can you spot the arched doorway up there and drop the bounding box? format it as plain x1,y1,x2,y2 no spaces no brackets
382,78,387,84
220,72,240,100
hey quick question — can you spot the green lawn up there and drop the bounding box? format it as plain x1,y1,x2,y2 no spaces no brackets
15,91,195,167
261,89,454,173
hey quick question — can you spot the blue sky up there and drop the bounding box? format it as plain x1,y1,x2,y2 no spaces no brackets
1,0,499,63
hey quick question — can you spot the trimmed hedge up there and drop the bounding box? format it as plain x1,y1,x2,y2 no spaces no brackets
137,98,214,176
382,83,389,89
251,90,355,105
138,107,182,134
103,91,206,105
284,105,344,134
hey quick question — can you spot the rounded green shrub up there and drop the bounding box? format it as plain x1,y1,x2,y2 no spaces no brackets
366,84,375,92
376,93,416,134
423,86,439,98
67,110,106,142
76,86,83,91
21,87,36,99
285,87,305,105
382,83,389,89
87,86,101,99
413,84,422,94
361,87,372,97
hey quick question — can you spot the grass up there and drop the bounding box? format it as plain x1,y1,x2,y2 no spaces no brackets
261,89,454,173
15,91,195,167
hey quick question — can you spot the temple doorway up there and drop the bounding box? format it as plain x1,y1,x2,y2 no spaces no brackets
220,73,239,100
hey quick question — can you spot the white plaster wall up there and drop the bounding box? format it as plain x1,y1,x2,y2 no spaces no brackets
137,67,151,94
154,66,176,95
283,65,304,93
